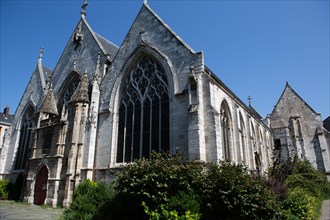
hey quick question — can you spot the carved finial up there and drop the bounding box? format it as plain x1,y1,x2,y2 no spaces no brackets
47,74,52,90
39,47,44,58
248,96,252,106
81,0,88,17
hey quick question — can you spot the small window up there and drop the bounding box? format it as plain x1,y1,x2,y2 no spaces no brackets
42,129,53,155
274,139,281,150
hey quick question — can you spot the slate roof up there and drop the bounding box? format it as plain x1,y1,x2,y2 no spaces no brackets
0,108,14,126
204,66,268,127
80,17,118,60
143,2,195,54
248,104,263,120
94,33,118,61
42,66,52,78
324,116,330,131
271,82,318,116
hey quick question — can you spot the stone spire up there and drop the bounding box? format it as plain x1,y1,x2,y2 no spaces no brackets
38,47,46,91
69,74,90,103
81,0,88,17
38,88,58,115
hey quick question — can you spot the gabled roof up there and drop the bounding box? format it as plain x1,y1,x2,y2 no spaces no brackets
0,111,14,126
271,82,318,116
204,66,270,128
324,116,330,131
80,17,118,59
42,66,52,77
142,2,195,54
94,33,118,61
248,104,263,120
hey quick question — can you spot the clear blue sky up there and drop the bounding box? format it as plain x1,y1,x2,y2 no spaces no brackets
1,0,329,119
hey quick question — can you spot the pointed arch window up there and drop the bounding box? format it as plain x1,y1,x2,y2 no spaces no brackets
239,113,246,163
220,101,232,160
251,123,256,149
117,55,170,163
58,73,80,117
15,106,34,170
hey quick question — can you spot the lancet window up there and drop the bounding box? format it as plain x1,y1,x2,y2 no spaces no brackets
58,75,80,117
220,101,232,160
14,106,34,170
239,113,246,163
116,55,170,163
42,128,53,155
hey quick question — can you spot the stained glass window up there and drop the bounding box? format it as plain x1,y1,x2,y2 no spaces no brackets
117,55,170,163
14,106,34,170
220,102,231,160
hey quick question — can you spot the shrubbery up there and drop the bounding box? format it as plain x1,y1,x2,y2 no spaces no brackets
0,179,10,200
63,154,330,220
281,188,317,220
65,153,280,219
62,180,115,220
270,159,330,220
200,162,281,220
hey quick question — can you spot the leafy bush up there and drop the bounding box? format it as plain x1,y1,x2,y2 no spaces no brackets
143,202,200,220
167,191,200,216
107,152,204,219
199,162,280,220
63,180,115,220
270,158,330,219
285,174,321,197
104,153,280,220
281,188,317,220
0,179,10,200
66,155,328,220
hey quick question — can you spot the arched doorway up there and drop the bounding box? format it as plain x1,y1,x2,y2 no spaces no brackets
34,166,48,205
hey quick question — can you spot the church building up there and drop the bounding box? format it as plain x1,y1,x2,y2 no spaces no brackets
269,82,330,176
0,1,286,207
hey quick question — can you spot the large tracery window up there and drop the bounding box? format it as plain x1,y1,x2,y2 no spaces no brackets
15,106,34,170
117,55,170,163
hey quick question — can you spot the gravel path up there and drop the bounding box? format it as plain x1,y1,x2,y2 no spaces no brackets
0,201,63,220
319,200,330,220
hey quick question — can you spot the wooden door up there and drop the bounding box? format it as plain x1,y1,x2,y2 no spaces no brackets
34,166,48,205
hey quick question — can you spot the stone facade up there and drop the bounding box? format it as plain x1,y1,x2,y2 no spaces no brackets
0,107,14,179
2,2,277,206
269,82,330,180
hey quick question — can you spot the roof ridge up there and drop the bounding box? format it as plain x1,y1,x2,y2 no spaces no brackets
94,32,118,48
142,2,196,54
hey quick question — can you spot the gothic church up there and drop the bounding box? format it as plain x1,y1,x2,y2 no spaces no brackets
0,1,328,207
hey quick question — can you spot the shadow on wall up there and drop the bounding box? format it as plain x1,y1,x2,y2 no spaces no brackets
313,132,325,172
